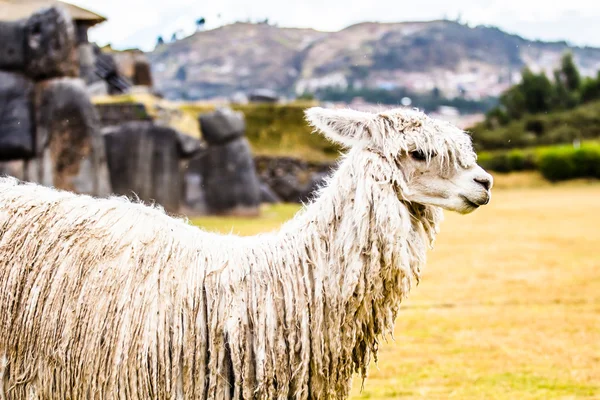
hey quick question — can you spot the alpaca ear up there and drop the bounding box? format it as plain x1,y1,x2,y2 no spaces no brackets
305,107,376,147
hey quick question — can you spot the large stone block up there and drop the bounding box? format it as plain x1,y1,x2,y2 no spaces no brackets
103,121,197,213
200,137,261,215
32,78,111,196
0,6,77,79
25,6,78,79
0,71,35,160
0,20,26,70
254,155,334,203
133,59,153,87
199,108,245,145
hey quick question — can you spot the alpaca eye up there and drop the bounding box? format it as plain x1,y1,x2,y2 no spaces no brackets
410,150,427,161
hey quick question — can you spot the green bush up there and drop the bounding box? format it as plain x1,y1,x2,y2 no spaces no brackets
538,144,600,181
524,117,546,137
469,100,600,151
478,152,511,173
180,102,339,161
546,125,579,144
507,150,536,171
537,149,577,181
235,103,341,160
572,146,600,178
478,149,537,173
478,143,600,180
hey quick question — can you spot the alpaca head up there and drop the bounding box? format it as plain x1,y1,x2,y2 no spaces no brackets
306,107,493,214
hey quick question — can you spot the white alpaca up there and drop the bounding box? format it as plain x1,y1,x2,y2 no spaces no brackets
0,107,492,399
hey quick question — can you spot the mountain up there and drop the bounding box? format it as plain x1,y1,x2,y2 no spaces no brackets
148,20,600,101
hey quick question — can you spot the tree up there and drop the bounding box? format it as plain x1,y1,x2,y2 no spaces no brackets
550,53,581,109
558,53,581,92
196,17,206,31
521,68,555,113
552,69,578,110
499,86,526,120
497,67,554,117
580,72,600,103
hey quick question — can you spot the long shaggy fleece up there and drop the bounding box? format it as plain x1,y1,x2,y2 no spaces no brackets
0,142,445,399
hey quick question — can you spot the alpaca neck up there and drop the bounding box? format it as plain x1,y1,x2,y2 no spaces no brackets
277,148,442,396
282,148,430,299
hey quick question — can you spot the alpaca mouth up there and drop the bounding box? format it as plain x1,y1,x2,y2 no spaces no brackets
461,195,482,208
461,194,489,208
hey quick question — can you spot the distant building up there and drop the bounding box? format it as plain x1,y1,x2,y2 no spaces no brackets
248,89,279,103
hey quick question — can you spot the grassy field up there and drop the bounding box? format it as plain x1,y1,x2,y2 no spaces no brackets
191,177,600,399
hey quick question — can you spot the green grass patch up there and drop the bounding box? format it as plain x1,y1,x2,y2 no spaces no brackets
181,102,341,162
475,372,598,398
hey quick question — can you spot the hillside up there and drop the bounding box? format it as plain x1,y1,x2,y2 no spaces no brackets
150,23,325,99
149,20,600,101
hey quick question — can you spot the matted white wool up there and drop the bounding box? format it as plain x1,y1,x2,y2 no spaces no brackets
0,107,481,399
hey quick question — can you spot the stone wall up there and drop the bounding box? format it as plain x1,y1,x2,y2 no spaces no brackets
96,102,153,127
254,156,335,203
0,6,111,197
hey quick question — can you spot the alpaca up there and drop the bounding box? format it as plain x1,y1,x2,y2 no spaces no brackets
0,107,492,399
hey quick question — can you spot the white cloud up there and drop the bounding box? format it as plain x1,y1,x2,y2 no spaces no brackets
68,0,600,51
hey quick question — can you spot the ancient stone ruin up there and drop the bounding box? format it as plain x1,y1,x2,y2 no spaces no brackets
0,5,111,196
187,108,262,215
0,3,192,213
254,156,333,203
0,2,329,216
97,103,202,214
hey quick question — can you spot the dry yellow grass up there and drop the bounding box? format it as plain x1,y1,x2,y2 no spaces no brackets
191,181,600,399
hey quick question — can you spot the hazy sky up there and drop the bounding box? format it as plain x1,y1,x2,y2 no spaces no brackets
69,0,600,51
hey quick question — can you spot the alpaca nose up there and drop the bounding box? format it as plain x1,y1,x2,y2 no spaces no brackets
474,176,492,191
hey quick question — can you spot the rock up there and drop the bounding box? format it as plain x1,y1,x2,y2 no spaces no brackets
87,80,109,96
182,162,207,214
200,137,261,215
254,155,334,203
24,6,78,79
0,160,25,180
102,121,185,213
0,6,77,78
259,183,281,204
79,43,100,85
94,47,130,94
111,50,152,87
0,20,26,70
199,107,245,145
133,59,153,87
182,153,206,213
174,130,204,158
32,77,111,196
269,174,303,202
0,71,35,161
299,172,328,202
